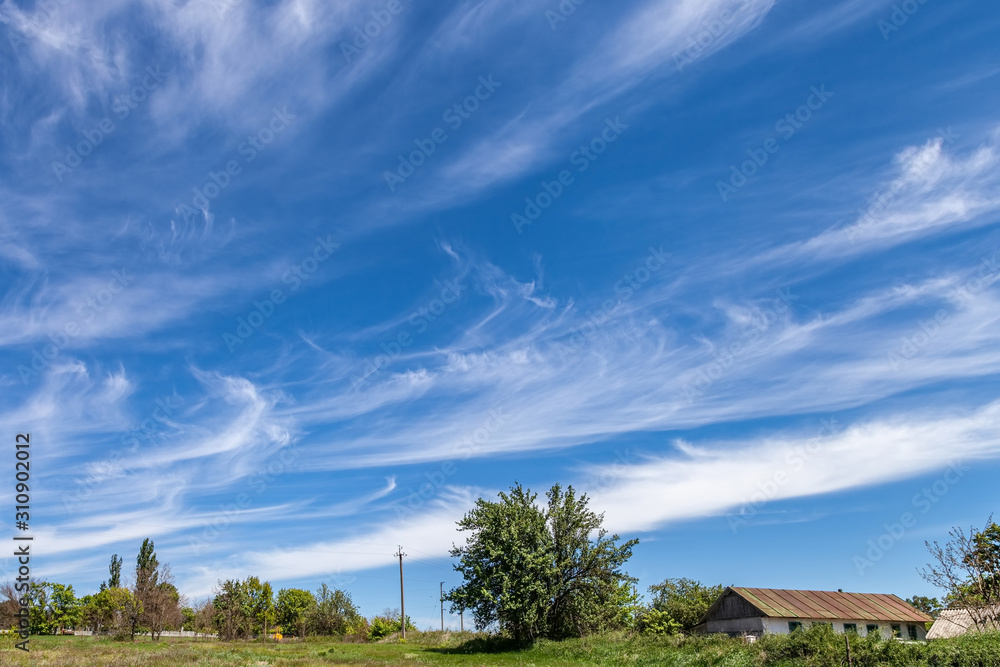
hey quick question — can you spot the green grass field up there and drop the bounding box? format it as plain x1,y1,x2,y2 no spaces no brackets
3,630,1000,667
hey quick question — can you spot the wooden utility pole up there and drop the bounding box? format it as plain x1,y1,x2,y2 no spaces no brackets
460,608,464,632
440,582,445,632
395,546,406,639
845,633,853,667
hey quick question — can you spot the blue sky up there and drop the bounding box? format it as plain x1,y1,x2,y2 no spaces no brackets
2,0,1000,629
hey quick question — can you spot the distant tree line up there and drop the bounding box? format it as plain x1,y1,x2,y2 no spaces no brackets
0,538,180,640
0,536,404,642
2,484,995,645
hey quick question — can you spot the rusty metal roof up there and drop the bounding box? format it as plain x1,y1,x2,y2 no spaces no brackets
728,587,933,623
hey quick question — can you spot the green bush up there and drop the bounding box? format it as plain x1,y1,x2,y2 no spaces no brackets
367,614,416,641
635,608,683,635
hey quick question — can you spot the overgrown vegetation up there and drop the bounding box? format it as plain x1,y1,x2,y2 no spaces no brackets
4,629,1000,666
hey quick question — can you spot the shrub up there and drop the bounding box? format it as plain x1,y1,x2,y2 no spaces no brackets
368,614,416,641
635,609,682,635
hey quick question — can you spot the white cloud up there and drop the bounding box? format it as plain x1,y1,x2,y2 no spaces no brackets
785,128,1000,260
590,401,1000,533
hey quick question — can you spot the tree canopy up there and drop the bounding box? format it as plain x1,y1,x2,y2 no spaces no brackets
647,578,726,631
446,483,638,643
213,576,274,640
921,517,1000,629
276,588,315,636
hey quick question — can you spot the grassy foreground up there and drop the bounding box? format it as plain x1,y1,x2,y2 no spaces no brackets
2,630,1000,666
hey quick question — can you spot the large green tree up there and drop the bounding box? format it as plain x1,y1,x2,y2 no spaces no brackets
306,584,361,636
647,578,726,632
213,576,274,640
446,483,638,643
135,539,159,593
16,581,80,634
88,587,142,639
276,588,315,636
129,539,181,640
48,583,81,632
100,554,123,592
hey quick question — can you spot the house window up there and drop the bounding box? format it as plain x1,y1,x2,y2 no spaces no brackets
866,624,880,636
891,624,902,638
788,621,803,632
908,624,918,641
843,623,857,633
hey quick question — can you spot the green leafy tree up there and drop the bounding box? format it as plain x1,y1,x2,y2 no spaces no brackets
306,584,361,636
94,587,143,640
921,517,1000,630
180,606,196,631
212,577,273,640
905,595,942,619
544,484,639,638
25,582,54,634
276,588,315,637
246,577,274,636
100,554,123,592
48,583,80,632
647,578,726,632
135,539,159,594
15,581,80,634
446,482,638,643
81,590,119,634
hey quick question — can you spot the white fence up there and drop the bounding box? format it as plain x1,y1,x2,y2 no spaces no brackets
72,630,216,638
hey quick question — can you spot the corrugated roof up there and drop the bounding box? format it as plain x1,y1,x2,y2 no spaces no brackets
728,587,933,623
926,607,1000,639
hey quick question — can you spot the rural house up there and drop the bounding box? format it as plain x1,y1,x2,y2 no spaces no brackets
926,606,1000,639
695,587,932,640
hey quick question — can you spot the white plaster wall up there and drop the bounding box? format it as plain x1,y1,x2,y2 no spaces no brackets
760,618,926,639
